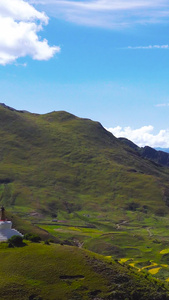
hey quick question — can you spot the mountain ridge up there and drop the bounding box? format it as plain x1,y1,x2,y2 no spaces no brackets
119,137,169,167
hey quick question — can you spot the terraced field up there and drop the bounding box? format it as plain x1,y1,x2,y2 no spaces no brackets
30,211,169,282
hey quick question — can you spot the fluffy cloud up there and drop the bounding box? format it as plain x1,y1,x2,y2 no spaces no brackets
28,0,169,28
106,125,169,148
0,0,60,65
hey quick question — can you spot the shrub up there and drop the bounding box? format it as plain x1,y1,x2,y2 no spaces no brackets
8,242,14,248
8,235,23,247
155,208,166,216
126,201,140,211
44,240,50,245
24,233,41,243
48,238,54,243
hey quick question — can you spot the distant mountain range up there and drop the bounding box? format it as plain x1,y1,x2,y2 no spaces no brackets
119,137,169,167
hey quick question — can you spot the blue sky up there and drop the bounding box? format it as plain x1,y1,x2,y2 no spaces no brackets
1,0,169,147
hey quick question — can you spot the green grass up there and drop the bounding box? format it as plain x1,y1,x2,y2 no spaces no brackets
0,241,169,300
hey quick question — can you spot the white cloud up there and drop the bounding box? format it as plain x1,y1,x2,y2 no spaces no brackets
28,0,169,28
155,103,169,107
15,62,27,67
128,45,169,49
0,0,60,65
106,125,169,148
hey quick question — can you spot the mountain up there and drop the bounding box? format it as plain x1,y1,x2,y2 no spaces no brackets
0,103,169,219
2,104,169,285
140,146,169,167
119,137,169,167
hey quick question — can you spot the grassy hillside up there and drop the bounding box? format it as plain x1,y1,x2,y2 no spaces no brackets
1,103,169,282
0,241,169,300
0,103,169,218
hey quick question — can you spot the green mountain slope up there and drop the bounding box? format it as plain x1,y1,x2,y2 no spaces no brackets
0,241,169,300
2,104,169,285
0,103,169,219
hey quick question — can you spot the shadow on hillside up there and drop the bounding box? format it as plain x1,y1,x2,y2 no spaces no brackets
8,241,28,248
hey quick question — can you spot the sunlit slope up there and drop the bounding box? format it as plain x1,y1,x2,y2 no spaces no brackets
0,104,169,217
0,242,169,300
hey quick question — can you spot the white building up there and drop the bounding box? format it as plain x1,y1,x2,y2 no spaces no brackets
0,220,23,241
0,206,23,241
